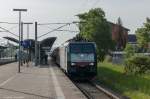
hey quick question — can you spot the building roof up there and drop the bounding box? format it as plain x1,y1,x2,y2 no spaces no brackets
108,21,130,31
3,37,19,43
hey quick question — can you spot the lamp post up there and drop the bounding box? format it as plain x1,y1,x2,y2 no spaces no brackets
13,9,27,73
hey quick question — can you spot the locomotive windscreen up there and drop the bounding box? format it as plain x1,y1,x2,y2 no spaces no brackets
70,43,95,62
70,43,95,53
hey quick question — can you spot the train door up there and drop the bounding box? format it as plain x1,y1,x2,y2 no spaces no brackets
60,46,67,72
60,47,64,69
65,47,68,72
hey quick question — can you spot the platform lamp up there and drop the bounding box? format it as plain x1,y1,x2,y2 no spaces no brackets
13,9,27,73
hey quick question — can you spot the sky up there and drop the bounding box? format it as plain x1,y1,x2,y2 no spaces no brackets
0,0,150,46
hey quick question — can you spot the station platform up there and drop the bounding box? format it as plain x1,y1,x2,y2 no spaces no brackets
0,61,86,99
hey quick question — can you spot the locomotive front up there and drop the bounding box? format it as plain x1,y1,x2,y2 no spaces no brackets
67,42,97,79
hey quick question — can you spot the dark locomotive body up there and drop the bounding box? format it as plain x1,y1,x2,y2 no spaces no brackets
51,42,97,79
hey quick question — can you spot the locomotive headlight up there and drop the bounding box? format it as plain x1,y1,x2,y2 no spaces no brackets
71,63,76,66
89,63,94,66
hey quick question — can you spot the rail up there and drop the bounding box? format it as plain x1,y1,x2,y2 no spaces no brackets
74,80,122,99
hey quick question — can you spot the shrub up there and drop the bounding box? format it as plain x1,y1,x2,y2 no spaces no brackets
124,44,135,58
125,56,150,75
104,55,112,62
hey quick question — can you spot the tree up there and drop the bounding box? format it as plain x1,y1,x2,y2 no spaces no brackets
77,8,114,61
125,56,150,75
136,18,150,51
124,44,135,58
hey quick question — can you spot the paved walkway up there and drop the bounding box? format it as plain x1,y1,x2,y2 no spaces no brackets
0,62,86,99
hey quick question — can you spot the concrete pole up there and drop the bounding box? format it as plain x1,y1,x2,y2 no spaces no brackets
23,23,33,66
27,24,29,67
21,22,23,41
21,22,24,66
27,24,29,39
13,8,27,73
35,22,38,66
18,11,21,72
39,42,40,65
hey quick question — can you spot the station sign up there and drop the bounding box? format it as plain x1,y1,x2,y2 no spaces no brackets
21,40,32,48
42,47,51,50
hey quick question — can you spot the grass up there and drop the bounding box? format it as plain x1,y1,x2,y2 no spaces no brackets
96,62,150,99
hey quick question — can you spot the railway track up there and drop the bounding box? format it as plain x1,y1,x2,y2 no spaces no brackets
53,61,122,99
54,62,120,99
0,59,16,66
74,80,120,99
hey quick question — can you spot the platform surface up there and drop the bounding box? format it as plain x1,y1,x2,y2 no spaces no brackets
0,62,86,99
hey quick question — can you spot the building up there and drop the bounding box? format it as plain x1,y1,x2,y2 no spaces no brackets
64,21,130,51
128,34,137,44
109,22,130,50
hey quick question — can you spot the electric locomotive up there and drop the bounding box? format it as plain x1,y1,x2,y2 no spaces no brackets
52,42,97,79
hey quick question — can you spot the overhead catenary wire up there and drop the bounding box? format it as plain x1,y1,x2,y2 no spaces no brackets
0,21,81,39
0,22,18,24
38,23,71,38
55,29,79,33
38,23,71,25
0,27,19,37
39,24,79,33
0,21,18,37
8,25,18,31
37,21,79,25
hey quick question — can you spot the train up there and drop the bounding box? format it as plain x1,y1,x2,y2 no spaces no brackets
0,57,16,65
51,42,97,79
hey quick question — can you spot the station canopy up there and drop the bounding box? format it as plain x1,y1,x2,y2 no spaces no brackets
3,36,57,51
40,37,56,50
3,37,19,43
0,45,7,49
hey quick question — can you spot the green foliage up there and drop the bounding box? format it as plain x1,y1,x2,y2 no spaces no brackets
136,18,150,50
97,62,150,99
124,44,135,58
104,55,112,62
77,8,114,61
125,56,150,75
